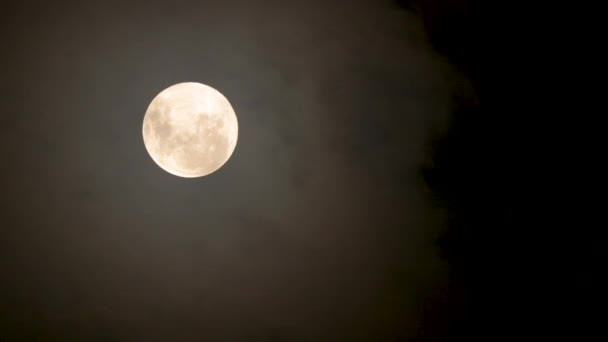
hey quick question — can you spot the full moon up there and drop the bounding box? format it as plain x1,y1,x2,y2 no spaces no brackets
142,82,238,178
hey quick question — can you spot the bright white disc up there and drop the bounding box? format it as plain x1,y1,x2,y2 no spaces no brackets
142,82,238,178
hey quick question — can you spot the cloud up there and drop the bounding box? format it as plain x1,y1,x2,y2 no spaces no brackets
0,1,473,340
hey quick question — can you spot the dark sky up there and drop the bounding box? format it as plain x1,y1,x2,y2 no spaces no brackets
0,1,478,341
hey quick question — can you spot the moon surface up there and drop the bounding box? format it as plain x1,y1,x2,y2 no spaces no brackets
142,82,238,178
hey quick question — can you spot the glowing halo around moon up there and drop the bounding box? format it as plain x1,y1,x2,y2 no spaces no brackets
142,82,238,178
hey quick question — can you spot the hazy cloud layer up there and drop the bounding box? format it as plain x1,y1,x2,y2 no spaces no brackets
0,1,472,340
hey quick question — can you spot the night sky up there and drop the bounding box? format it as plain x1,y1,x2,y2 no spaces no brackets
0,0,542,341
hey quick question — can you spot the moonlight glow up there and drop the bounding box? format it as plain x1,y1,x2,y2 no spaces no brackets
142,82,238,178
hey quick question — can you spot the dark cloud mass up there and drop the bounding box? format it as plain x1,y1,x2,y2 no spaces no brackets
1,1,475,341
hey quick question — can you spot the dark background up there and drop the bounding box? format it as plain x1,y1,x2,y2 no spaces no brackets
1,0,553,341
